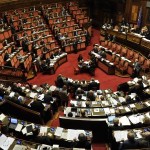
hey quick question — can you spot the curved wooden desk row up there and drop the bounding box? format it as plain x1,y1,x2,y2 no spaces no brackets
48,53,68,74
64,41,86,53
59,76,100,90
59,116,108,142
97,58,115,75
0,114,92,149
51,20,76,29
0,133,90,150
65,98,150,117
48,15,72,25
6,10,39,21
113,126,150,143
95,43,149,75
100,28,150,57
58,25,79,34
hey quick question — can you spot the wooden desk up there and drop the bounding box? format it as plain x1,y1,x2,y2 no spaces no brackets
97,59,115,75
127,33,142,44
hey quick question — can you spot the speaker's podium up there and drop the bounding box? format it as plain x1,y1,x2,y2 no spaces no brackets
59,116,109,142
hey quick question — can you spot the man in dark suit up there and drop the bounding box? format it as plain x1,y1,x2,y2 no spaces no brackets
73,39,78,53
89,78,98,90
119,132,140,150
56,74,64,88
44,91,53,104
73,133,91,149
30,100,44,113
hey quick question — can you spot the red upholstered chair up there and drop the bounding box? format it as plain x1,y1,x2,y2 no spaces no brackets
111,43,117,53
103,40,108,48
142,59,150,73
115,44,122,54
132,52,139,62
119,61,129,74
120,47,128,57
116,59,125,70
138,55,146,65
114,56,120,66
110,54,116,63
127,50,134,60
107,41,112,50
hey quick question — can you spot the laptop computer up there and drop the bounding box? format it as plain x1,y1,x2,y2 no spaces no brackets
9,118,18,130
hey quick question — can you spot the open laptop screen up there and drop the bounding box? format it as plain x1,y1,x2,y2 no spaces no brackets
108,115,116,124
10,118,18,124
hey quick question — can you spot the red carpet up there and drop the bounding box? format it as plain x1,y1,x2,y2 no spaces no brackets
28,28,131,91
28,28,124,150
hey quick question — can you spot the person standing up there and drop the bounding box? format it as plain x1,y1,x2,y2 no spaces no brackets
132,59,141,78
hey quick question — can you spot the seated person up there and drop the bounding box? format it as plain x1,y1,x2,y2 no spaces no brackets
85,100,90,107
139,131,150,148
89,78,98,90
56,74,64,88
80,109,88,118
75,87,85,96
119,131,140,150
44,91,53,104
73,133,91,149
87,90,96,101
110,118,122,130
77,54,84,62
68,111,73,117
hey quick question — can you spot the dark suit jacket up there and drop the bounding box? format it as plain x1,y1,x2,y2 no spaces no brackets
89,81,98,90
30,101,44,113
44,94,53,104
119,140,140,150
73,140,91,149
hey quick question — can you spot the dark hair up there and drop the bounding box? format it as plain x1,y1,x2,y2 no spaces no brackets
68,112,73,117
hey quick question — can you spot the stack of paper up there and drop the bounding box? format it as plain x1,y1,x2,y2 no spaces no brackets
0,113,6,122
54,127,63,137
0,136,15,150
119,116,131,126
113,130,128,142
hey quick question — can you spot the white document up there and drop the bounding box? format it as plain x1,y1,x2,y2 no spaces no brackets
40,126,48,135
38,94,44,101
145,101,150,107
82,101,86,107
82,95,86,101
67,129,77,141
13,145,27,150
119,116,131,126
70,100,77,106
49,85,56,91
61,131,68,140
110,108,115,114
54,127,63,137
124,107,130,112
0,134,7,147
128,115,140,124
130,104,135,108
118,97,125,103
29,92,37,99
113,130,128,142
1,137,15,150
15,123,23,132
0,114,6,121
104,108,110,114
